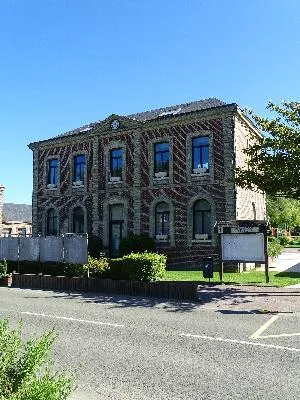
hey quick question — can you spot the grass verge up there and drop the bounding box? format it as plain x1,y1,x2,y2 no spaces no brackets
163,270,300,287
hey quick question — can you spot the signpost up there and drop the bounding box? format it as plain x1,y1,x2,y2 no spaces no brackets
215,220,269,283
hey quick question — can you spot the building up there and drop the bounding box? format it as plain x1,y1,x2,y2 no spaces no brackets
2,203,32,237
28,98,265,268
0,187,32,237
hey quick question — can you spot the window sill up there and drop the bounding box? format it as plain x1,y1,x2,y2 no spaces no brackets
192,239,212,243
155,235,169,240
108,180,123,185
72,184,85,188
46,185,58,190
191,173,210,177
153,177,170,184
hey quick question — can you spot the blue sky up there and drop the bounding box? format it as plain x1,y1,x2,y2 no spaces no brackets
1,0,299,204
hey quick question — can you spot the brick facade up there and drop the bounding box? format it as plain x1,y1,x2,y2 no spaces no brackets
28,99,266,268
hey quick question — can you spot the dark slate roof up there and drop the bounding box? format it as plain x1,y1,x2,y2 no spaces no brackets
3,203,32,223
54,97,227,138
126,97,226,122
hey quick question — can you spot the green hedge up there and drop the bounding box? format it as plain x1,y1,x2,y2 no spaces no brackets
109,252,166,282
4,252,166,282
119,234,155,257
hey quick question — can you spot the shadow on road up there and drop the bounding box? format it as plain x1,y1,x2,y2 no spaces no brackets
22,284,300,313
24,289,200,312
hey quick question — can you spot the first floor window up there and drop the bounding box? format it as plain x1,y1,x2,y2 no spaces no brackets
155,202,170,236
110,148,123,178
47,208,58,236
74,155,85,183
193,200,211,239
192,136,209,171
48,159,58,185
73,207,85,233
154,143,169,175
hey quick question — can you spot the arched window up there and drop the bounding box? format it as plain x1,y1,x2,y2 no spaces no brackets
47,208,58,236
155,202,170,237
193,200,211,239
73,207,85,234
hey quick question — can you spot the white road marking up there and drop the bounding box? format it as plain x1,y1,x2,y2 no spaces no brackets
259,332,300,339
250,315,279,339
20,311,124,328
180,333,300,353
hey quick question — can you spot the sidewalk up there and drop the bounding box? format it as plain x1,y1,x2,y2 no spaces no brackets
268,248,300,288
269,247,300,273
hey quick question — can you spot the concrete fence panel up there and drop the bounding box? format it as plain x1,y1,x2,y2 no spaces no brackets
40,237,63,262
64,236,88,264
0,237,19,261
19,237,40,261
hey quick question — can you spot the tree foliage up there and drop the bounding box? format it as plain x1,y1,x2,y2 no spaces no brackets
267,196,300,229
236,101,300,198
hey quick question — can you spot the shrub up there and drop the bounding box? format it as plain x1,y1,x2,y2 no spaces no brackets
85,254,110,278
88,235,104,258
109,252,166,282
119,234,155,257
279,235,290,246
63,263,86,277
268,238,284,258
0,318,75,399
0,259,8,278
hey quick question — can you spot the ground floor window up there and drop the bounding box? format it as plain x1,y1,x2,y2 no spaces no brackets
109,204,124,257
193,199,211,239
155,202,170,237
47,208,58,236
73,206,85,234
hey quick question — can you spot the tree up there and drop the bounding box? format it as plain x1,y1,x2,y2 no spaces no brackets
267,196,300,230
236,101,300,199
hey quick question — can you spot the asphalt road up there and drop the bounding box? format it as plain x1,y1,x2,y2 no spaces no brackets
0,287,299,400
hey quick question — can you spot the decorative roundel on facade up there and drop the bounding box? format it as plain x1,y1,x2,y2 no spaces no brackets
110,119,120,130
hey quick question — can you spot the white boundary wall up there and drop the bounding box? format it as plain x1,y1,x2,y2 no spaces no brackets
0,236,88,264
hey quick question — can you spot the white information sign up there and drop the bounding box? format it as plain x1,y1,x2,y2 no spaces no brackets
221,233,265,262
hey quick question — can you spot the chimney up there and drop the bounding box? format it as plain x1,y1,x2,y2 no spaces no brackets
0,185,5,236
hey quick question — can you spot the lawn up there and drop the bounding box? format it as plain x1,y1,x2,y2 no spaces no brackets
163,270,300,287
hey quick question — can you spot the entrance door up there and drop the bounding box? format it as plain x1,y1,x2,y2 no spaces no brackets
109,204,124,257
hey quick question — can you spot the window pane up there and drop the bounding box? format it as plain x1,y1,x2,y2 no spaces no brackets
110,204,124,221
201,146,209,169
74,155,85,182
73,207,84,233
194,212,202,235
203,212,211,235
111,148,122,158
156,202,169,213
193,147,201,169
47,209,58,236
75,155,85,164
110,149,123,177
154,143,169,173
193,136,209,146
48,159,58,184
155,143,169,152
192,136,209,170
155,202,170,236
194,200,210,211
